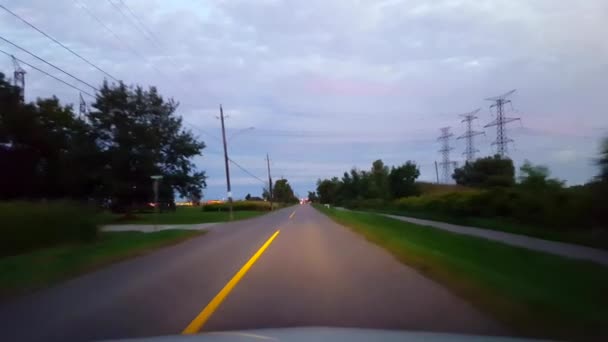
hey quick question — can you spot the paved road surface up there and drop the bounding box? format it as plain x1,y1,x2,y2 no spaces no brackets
0,205,506,341
383,214,608,266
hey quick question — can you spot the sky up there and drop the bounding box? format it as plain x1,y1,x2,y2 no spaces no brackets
1,0,607,200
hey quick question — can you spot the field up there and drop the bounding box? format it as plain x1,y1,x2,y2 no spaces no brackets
316,205,608,339
112,206,264,224
0,230,204,298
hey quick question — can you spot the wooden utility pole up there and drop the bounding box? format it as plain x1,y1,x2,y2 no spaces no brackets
266,153,273,210
434,161,440,184
220,105,233,220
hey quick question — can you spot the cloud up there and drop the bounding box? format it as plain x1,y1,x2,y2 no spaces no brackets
1,0,607,196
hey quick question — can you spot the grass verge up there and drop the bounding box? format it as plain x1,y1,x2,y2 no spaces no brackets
370,209,608,250
316,205,608,340
111,207,265,224
0,230,205,298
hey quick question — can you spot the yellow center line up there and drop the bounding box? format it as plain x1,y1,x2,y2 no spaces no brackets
289,210,296,219
182,229,281,334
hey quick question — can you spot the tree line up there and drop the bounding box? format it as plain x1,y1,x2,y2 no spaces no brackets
315,160,420,205
0,72,206,210
313,147,608,230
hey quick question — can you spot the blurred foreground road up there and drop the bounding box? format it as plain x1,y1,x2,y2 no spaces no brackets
0,205,506,341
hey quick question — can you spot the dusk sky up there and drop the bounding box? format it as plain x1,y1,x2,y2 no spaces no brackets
1,0,607,200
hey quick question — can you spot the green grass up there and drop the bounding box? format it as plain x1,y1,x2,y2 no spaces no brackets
0,230,204,298
373,209,608,250
316,205,608,340
111,206,265,224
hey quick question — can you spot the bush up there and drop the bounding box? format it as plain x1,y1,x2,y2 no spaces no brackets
202,200,272,212
394,187,596,230
344,198,387,210
0,201,99,256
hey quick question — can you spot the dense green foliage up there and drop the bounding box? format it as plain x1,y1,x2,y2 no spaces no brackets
395,185,593,229
202,200,274,212
316,159,421,205
0,201,99,257
272,178,298,203
307,191,318,202
0,72,206,207
0,230,204,297
317,206,608,339
393,158,608,232
452,155,515,187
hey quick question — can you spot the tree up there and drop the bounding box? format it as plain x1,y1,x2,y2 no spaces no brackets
599,137,608,182
389,161,420,198
0,73,99,199
87,82,206,209
262,188,270,201
245,193,252,200
316,177,340,204
452,155,515,187
307,191,318,202
518,160,564,191
369,159,390,199
273,178,297,203
591,137,608,228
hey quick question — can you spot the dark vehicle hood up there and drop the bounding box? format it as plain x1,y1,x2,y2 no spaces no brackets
104,327,545,342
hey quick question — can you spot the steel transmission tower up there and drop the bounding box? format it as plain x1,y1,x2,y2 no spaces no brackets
11,55,25,102
438,127,455,184
484,89,520,156
457,108,484,163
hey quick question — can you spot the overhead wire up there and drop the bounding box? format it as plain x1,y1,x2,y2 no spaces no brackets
0,34,98,91
106,0,157,47
0,4,119,82
72,0,151,64
116,0,161,46
229,158,267,184
0,48,95,98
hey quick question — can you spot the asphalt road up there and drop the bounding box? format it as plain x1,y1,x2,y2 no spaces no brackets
0,205,506,341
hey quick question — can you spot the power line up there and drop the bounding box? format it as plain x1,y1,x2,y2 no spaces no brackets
0,34,98,91
0,48,95,98
117,0,162,46
229,158,267,184
106,0,158,48
73,0,147,61
0,4,119,82
73,0,176,91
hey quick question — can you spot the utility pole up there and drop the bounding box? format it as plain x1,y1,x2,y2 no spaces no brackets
434,161,439,184
457,108,484,163
266,153,273,211
484,89,520,157
438,127,454,184
219,105,233,220
11,55,25,103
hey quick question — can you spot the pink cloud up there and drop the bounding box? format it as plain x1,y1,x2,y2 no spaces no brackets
305,77,400,97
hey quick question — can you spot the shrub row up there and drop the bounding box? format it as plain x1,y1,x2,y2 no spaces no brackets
202,200,273,212
395,187,594,229
0,201,99,256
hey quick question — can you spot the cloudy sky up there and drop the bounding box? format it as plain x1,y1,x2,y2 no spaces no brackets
1,0,607,199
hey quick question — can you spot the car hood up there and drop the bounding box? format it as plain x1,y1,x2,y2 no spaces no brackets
104,327,545,342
